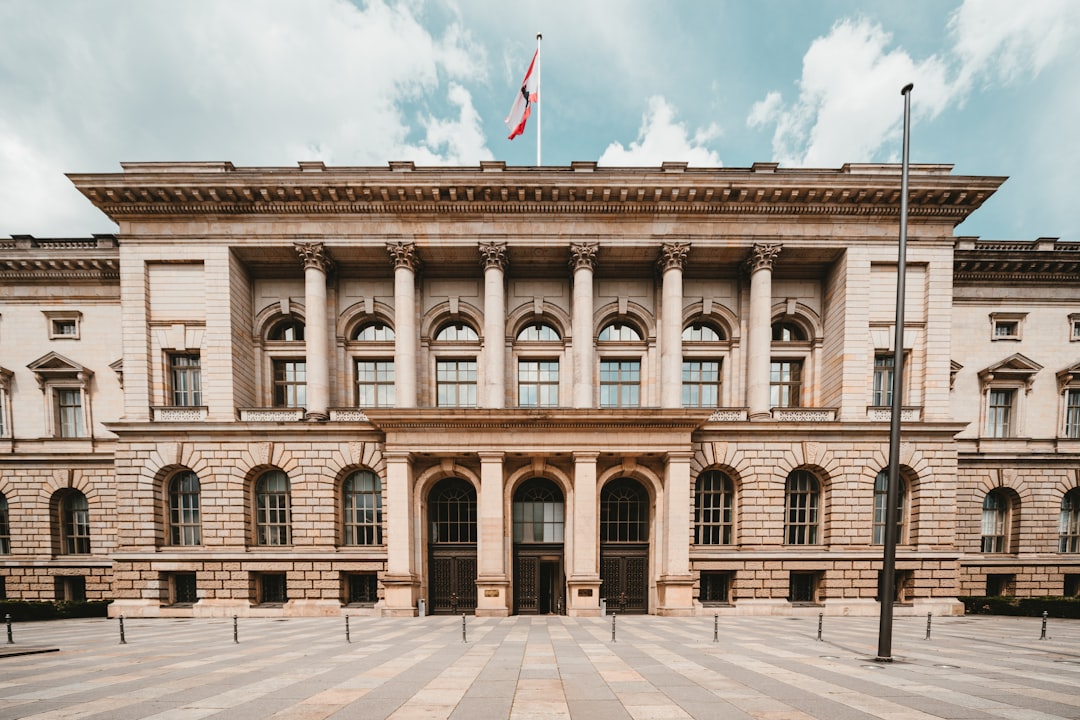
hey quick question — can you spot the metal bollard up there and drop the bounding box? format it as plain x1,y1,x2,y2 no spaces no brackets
345,615,351,644
713,614,718,643
611,613,616,643
925,612,932,640
5,614,12,645
817,613,823,641
462,613,467,643
1040,610,1047,640
119,614,127,645
233,615,238,644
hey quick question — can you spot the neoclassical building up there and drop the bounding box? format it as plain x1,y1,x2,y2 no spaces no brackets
0,160,1077,617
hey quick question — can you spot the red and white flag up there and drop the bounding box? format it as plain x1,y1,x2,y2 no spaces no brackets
505,50,538,140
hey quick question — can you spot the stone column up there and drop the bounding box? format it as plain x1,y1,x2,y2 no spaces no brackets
479,242,508,409
387,242,420,408
382,451,418,616
657,451,695,615
659,242,689,409
570,243,598,408
567,451,601,616
295,242,332,421
746,243,781,420
476,451,509,616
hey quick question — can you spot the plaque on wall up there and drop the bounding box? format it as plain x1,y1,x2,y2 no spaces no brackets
577,588,593,597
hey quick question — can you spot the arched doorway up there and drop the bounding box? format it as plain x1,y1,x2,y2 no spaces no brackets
599,477,649,614
428,478,477,614
512,478,565,614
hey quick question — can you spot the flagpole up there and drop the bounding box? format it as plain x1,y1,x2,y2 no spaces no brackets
536,32,542,166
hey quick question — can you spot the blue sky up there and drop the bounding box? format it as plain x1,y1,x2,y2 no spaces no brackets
1,0,1077,241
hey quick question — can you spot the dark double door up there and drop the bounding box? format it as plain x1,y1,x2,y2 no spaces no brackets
600,544,649,614
514,547,564,614
429,546,477,614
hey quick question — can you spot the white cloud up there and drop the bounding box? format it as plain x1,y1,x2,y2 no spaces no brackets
0,0,492,236
747,0,1080,168
597,96,721,167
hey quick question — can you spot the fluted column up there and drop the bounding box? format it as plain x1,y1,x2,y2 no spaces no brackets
387,242,420,408
659,242,689,408
382,451,418,615
746,243,781,420
570,243,598,408
295,242,332,421
479,242,508,408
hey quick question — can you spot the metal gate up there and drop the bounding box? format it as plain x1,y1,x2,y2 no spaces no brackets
513,550,564,614
599,546,648,614
430,549,477,614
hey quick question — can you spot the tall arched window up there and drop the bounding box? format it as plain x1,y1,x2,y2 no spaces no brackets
429,478,477,543
0,492,9,554
872,470,906,545
981,490,1009,553
59,490,91,554
695,471,733,544
255,470,291,546
1059,488,1080,553
343,470,383,545
513,478,564,543
785,470,820,545
600,478,649,543
169,471,202,546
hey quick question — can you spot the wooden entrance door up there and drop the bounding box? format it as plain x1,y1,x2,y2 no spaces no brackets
600,546,648,613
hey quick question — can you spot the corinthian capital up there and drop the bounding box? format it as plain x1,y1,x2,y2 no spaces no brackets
568,242,598,272
386,241,421,271
478,241,508,272
658,242,690,272
294,242,333,273
745,243,782,274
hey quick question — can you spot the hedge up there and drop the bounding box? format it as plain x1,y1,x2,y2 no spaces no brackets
960,596,1080,619
0,600,111,622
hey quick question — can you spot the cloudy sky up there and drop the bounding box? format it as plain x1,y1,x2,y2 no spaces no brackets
1,0,1077,241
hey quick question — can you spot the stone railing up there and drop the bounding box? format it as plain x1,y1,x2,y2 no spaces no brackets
238,407,304,422
771,408,836,422
152,406,208,422
706,408,749,422
329,408,370,422
866,406,923,422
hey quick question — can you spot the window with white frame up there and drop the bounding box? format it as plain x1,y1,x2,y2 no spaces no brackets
56,489,91,555
515,321,562,408
343,470,383,545
1071,314,1080,342
977,354,1041,439
168,471,202,546
1060,489,1080,553
597,320,646,408
770,360,802,408
784,470,820,545
989,312,1026,341
872,354,895,406
44,311,81,340
168,353,202,407
263,316,306,408
694,470,734,545
872,470,906,545
987,389,1015,438
254,470,291,546
981,490,1010,553
272,359,306,407
682,320,727,408
432,320,480,408
1058,363,1080,439
771,319,812,408
28,353,93,439
351,321,395,408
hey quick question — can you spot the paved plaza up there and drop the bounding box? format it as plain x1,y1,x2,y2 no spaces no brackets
0,613,1077,719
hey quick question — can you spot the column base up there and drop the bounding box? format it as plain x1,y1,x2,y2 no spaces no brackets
304,411,329,422
381,572,420,617
566,576,602,617
475,575,510,617
656,574,696,616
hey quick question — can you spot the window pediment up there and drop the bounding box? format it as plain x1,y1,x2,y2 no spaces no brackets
1057,360,1080,392
28,352,93,386
978,353,1042,391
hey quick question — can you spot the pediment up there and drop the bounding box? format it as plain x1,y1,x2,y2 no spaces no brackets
977,353,1042,389
27,351,93,380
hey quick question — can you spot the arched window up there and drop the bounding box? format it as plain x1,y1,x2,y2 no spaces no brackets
168,471,202,546
0,492,9,554
872,470,906,545
517,322,560,341
600,478,649,543
513,479,565,543
429,478,476,543
255,470,291,546
1058,489,1080,553
59,490,91,554
598,322,642,342
683,322,725,342
343,470,383,545
695,471,733,544
981,490,1009,553
354,322,395,341
772,321,806,342
785,471,820,545
268,318,305,342
434,322,478,342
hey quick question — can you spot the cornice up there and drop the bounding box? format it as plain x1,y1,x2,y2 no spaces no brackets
0,257,120,282
954,241,1080,283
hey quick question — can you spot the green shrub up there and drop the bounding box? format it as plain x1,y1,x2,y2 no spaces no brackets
0,600,110,622
960,596,1080,619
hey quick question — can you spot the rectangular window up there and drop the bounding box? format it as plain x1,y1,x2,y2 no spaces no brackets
699,572,732,605
436,359,477,407
169,353,202,406
518,360,559,407
55,388,85,438
993,320,1018,339
171,573,198,605
985,573,1014,597
788,572,819,604
682,360,722,408
1073,320,1080,341
51,319,79,338
356,360,395,407
872,354,894,406
272,359,306,407
258,573,288,604
770,360,802,407
54,576,86,602
987,389,1015,437
346,573,379,605
599,360,640,408
1066,389,1080,439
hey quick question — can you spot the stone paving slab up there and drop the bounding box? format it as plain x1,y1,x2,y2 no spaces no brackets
0,614,1076,719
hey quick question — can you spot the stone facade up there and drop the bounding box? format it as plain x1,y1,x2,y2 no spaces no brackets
0,161,1077,617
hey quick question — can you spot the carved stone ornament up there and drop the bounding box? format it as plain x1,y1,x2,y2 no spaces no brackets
386,241,421,271
745,243,782,274
658,242,690,272
568,242,598,272
294,242,333,272
478,241,509,271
